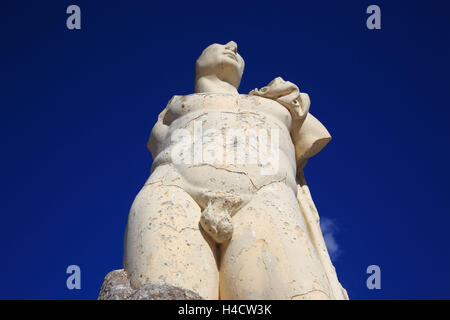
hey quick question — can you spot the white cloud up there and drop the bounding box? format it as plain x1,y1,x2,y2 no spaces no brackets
320,217,341,261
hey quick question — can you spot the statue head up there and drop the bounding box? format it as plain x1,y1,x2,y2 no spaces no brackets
195,41,245,93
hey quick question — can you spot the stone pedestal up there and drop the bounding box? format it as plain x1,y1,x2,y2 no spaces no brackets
98,269,204,300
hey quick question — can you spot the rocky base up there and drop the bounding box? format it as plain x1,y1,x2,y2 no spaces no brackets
98,269,204,300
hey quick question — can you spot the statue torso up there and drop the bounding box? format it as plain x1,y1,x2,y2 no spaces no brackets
148,93,298,209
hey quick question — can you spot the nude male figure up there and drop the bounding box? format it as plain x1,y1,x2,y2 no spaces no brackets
123,41,348,300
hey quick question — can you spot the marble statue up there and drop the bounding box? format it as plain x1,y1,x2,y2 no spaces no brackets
98,41,349,300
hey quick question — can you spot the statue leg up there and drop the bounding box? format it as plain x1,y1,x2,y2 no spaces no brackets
219,182,331,300
123,178,219,299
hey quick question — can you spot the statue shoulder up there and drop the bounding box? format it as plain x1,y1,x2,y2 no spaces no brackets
294,113,331,168
165,93,213,110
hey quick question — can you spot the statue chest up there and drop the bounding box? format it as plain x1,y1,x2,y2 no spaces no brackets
163,93,292,131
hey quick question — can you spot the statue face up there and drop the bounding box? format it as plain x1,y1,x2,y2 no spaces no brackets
195,41,245,89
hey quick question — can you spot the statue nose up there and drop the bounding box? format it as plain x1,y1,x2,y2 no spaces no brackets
225,41,238,53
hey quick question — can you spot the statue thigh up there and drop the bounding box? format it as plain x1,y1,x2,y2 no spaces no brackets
219,182,331,300
123,181,219,299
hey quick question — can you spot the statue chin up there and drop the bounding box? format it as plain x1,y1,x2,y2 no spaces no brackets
99,41,348,300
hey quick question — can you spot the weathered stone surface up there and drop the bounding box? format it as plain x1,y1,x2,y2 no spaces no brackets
98,269,134,300
98,269,204,300
130,284,204,300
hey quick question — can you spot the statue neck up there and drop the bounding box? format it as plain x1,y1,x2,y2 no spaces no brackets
194,76,238,94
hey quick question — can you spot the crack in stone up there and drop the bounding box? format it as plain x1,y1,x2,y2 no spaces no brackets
179,112,208,128
188,163,259,190
290,289,330,300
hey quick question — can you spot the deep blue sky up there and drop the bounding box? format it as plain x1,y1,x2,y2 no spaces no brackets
1,0,449,299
